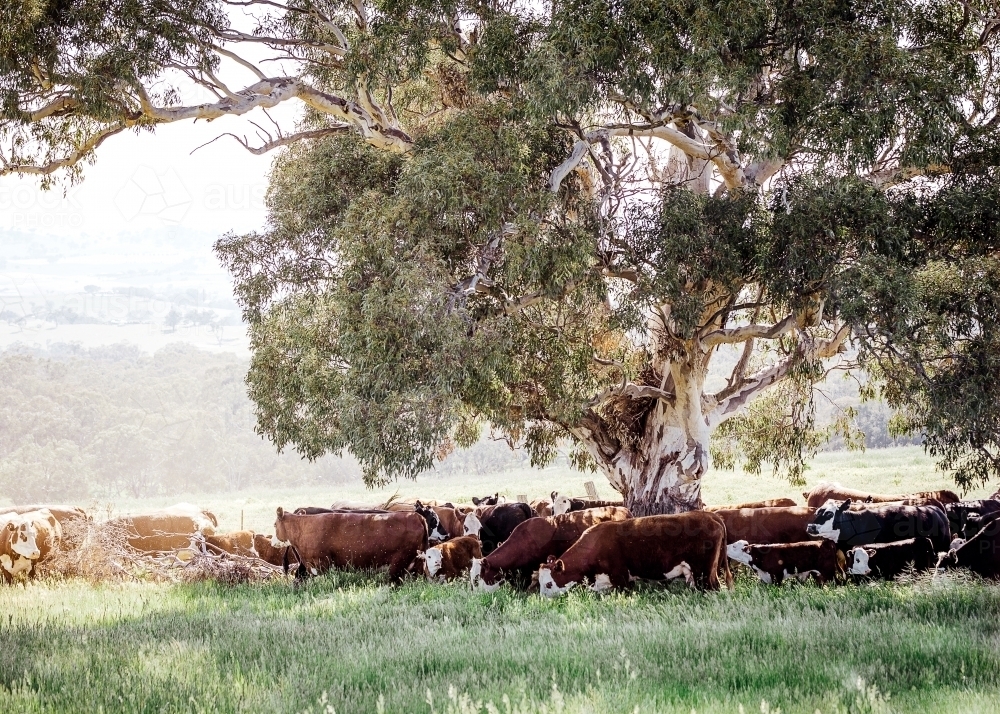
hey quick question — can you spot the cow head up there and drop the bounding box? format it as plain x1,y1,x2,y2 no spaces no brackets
463,512,482,538
9,518,40,560
469,557,501,592
937,548,960,569
472,493,499,507
415,502,447,543
538,556,576,597
551,493,571,516
847,546,874,575
726,540,753,566
590,573,613,592
806,499,851,540
420,547,444,579
949,536,966,551
272,507,292,546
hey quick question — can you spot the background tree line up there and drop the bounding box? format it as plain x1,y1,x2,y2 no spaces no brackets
0,343,362,503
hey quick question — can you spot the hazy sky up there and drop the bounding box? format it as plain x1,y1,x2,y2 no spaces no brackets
0,114,284,240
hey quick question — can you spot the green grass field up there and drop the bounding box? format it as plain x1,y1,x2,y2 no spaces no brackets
2,447,999,713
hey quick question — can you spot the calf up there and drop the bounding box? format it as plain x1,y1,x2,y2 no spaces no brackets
846,537,936,580
537,512,731,595
803,482,959,509
945,500,1000,540
252,533,293,568
807,499,951,551
472,507,631,591
273,507,426,581
202,530,255,556
727,539,840,585
419,536,482,581
463,502,534,554
705,498,797,511
713,506,816,545
937,512,1000,578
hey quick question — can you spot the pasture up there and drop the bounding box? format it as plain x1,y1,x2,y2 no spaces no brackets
2,446,999,713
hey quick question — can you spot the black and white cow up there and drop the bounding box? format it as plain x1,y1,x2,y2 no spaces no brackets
463,502,534,554
937,513,1000,578
846,537,937,580
806,499,951,552
414,501,449,544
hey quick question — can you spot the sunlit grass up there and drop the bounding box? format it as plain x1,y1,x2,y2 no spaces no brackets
2,573,999,713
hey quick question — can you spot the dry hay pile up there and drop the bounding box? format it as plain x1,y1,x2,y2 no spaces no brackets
38,519,283,586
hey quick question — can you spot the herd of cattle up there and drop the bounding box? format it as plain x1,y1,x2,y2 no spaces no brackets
3,483,1000,594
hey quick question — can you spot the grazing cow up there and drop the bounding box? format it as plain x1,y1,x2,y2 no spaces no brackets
418,536,482,581
472,494,501,507
471,507,632,591
463,503,534,554
937,513,1000,578
713,507,817,545
252,533,291,567
803,482,959,509
538,512,731,595
727,539,840,585
807,499,951,551
273,507,426,581
846,537,937,580
1,509,61,580
945,500,1000,540
201,530,256,557
705,498,797,512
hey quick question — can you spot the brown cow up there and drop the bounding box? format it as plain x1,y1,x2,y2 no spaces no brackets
1,509,61,580
727,539,841,585
202,530,255,556
111,503,217,542
0,505,88,527
531,499,554,518
273,507,426,581
803,482,959,509
433,506,465,540
705,498,797,511
253,533,293,567
538,512,731,595
713,506,816,545
418,536,482,581
472,506,632,591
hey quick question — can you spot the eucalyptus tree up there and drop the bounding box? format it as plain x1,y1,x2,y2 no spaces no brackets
4,1,1000,512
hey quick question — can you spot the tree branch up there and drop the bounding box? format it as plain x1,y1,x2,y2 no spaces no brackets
700,313,796,348
707,323,851,427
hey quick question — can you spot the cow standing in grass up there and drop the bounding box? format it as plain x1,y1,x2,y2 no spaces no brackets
538,512,731,595
273,507,426,581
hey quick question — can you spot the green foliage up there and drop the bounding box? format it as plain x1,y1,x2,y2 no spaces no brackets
9,0,1000,492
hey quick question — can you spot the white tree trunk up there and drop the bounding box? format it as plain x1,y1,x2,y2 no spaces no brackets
576,360,711,515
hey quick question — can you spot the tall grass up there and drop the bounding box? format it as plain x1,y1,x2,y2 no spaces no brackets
2,572,999,713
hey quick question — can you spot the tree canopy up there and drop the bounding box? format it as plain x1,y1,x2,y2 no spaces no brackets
4,0,1000,510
